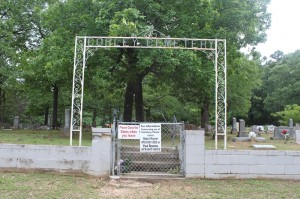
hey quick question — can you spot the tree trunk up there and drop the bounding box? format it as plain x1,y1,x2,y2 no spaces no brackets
201,100,209,130
124,80,134,122
92,108,97,127
44,106,49,126
52,85,58,129
134,77,144,122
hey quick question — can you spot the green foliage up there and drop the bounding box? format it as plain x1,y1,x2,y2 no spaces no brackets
263,50,300,113
0,0,272,126
272,104,300,125
227,52,262,118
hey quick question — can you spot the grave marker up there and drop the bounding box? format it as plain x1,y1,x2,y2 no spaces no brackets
274,126,295,139
232,117,237,133
289,119,293,128
13,116,19,129
238,119,247,137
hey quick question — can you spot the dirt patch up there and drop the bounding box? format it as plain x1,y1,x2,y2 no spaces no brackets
99,179,156,198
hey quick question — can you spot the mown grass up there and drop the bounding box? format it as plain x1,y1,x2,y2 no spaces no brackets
0,129,93,146
1,171,300,199
1,129,300,151
205,131,300,150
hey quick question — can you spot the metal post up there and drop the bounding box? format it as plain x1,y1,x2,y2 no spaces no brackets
70,37,78,146
111,109,117,176
224,41,227,149
78,37,87,146
214,39,218,149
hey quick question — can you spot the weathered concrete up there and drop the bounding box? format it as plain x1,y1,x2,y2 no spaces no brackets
0,131,111,176
2,128,300,180
252,145,276,150
232,137,250,142
185,130,300,180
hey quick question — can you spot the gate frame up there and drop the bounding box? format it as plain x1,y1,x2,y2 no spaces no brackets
115,121,185,176
70,36,226,149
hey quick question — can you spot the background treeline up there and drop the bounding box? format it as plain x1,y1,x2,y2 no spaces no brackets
1,0,297,129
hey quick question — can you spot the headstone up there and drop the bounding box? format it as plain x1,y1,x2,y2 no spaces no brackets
47,115,51,130
252,145,276,150
289,119,293,128
274,126,295,139
256,125,264,132
232,117,237,133
254,137,266,143
267,125,275,132
252,125,258,133
232,137,250,142
296,123,300,130
13,116,19,129
238,119,247,137
63,109,71,136
296,130,300,144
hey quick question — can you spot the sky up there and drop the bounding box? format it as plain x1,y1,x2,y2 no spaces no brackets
253,0,300,58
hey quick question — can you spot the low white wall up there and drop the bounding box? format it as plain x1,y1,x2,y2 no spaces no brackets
185,130,300,180
0,134,111,176
2,129,299,180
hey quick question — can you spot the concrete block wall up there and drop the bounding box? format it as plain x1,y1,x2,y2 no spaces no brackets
0,134,111,176
185,130,300,180
184,130,205,177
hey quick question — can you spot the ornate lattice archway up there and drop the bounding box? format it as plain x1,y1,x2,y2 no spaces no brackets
70,36,226,149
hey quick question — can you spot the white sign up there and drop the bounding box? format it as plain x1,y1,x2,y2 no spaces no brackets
118,125,140,139
140,123,161,152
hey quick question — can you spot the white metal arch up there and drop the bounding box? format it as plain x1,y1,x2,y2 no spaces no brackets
70,36,226,149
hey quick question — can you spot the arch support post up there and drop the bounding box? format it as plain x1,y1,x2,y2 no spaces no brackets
214,40,227,149
70,36,86,146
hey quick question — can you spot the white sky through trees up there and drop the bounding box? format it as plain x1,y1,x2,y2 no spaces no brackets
254,0,300,58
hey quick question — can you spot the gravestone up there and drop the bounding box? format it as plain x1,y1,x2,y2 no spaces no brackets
238,119,247,137
47,115,51,130
63,109,71,136
254,137,266,142
13,116,19,129
252,145,276,150
252,125,257,132
289,119,293,128
296,130,300,144
274,126,295,139
256,125,264,132
295,123,300,130
231,117,237,133
267,125,275,133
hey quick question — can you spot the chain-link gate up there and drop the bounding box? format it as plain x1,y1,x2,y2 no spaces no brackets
114,122,185,176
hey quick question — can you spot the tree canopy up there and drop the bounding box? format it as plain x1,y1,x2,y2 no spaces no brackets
0,0,273,128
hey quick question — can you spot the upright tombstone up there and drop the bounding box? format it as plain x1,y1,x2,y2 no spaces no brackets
238,119,247,137
274,126,295,139
252,125,258,133
47,115,51,130
231,117,237,133
267,125,275,134
295,123,300,130
63,109,71,136
296,130,300,144
13,116,19,129
289,119,293,128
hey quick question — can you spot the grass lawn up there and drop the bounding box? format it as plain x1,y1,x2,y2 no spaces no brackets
0,171,300,199
0,129,93,146
1,129,300,151
205,131,300,150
